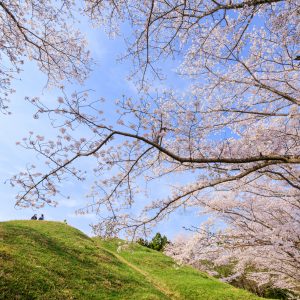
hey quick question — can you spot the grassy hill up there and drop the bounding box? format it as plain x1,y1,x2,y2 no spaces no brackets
0,221,262,300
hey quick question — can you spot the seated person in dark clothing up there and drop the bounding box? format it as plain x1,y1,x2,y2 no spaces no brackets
38,214,44,220
31,214,37,220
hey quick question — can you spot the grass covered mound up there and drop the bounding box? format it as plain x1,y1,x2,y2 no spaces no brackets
0,221,262,299
0,221,164,300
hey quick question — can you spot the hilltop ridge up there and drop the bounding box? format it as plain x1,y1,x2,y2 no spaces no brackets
0,221,262,299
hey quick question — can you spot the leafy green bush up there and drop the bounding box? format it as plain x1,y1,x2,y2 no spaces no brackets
137,233,168,251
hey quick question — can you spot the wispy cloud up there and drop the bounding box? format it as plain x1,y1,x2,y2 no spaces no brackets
59,198,81,208
67,212,96,220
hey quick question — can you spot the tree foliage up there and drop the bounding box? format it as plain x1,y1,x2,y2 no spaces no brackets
0,0,91,112
137,233,169,251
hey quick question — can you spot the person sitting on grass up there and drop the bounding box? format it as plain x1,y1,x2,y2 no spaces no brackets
38,214,44,220
31,214,37,220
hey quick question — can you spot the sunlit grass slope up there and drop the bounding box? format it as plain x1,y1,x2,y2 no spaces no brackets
0,221,262,299
0,221,165,300
99,239,263,300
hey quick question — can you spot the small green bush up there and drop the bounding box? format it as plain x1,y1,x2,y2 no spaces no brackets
137,232,168,251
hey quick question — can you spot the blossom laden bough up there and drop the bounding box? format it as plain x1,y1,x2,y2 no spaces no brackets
0,0,91,112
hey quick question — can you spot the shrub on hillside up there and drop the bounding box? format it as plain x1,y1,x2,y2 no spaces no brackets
137,233,168,252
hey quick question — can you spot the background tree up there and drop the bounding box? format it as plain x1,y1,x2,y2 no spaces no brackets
138,233,169,251
7,0,300,292
149,233,168,251
165,201,300,293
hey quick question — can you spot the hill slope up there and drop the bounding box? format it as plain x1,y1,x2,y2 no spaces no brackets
0,221,262,300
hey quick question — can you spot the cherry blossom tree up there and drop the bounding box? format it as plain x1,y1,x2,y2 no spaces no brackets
165,191,300,292
9,0,300,290
0,0,91,112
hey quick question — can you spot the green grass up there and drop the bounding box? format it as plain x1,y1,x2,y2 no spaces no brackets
99,239,263,300
0,221,262,299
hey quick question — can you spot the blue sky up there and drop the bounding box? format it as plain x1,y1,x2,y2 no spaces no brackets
0,17,204,239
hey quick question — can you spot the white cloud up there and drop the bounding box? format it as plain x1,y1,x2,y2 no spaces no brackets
67,212,96,220
59,198,81,208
